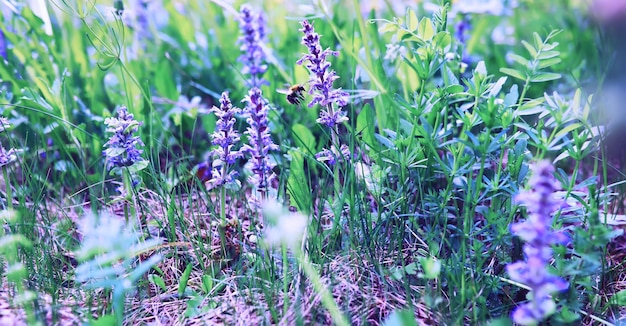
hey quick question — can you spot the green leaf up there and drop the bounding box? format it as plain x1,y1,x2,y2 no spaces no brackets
532,32,543,49
149,274,167,292
90,315,117,326
538,57,562,69
379,22,398,34
292,124,316,155
356,104,377,151
530,72,561,83
508,53,529,67
609,289,626,306
500,68,526,81
128,160,149,173
417,18,435,41
537,50,560,60
407,9,419,32
418,257,441,279
286,150,311,213
178,263,193,297
383,309,417,326
521,40,537,58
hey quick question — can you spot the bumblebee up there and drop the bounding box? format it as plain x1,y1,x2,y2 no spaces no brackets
277,84,306,105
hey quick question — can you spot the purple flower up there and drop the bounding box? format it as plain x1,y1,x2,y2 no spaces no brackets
0,117,16,167
207,91,243,189
238,4,268,88
506,160,569,325
103,107,145,171
315,144,350,166
297,20,349,129
241,87,278,191
0,28,6,61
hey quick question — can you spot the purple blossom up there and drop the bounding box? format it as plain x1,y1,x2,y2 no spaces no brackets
0,117,15,167
238,4,268,88
207,91,243,189
241,87,278,191
506,160,569,325
297,20,349,129
315,144,350,166
103,107,145,171
0,28,6,60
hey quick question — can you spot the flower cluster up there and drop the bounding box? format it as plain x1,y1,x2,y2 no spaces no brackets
0,117,16,167
507,160,569,325
238,4,267,88
207,92,243,189
297,20,348,129
103,107,145,171
242,87,278,192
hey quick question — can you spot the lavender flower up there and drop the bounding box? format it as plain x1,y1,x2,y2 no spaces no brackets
0,117,10,133
297,20,349,129
241,87,278,192
0,141,15,168
238,4,267,88
0,29,6,61
506,160,569,325
207,91,243,189
315,144,350,166
103,107,145,171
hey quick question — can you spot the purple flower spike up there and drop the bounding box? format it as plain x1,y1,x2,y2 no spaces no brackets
238,4,268,88
0,29,6,61
241,87,278,191
507,160,569,325
207,91,243,189
297,20,349,129
103,107,145,171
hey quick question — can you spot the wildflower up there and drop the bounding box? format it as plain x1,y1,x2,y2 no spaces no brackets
506,160,569,325
314,144,350,166
241,87,278,192
207,91,243,189
0,29,6,61
238,4,268,88
102,107,145,171
297,19,349,129
0,117,17,167
262,199,307,249
0,117,10,133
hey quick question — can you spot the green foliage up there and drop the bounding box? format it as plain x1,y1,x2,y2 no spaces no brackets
0,0,618,325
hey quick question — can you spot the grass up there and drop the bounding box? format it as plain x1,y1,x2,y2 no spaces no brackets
0,0,625,325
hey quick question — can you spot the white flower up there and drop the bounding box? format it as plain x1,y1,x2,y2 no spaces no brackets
262,199,308,249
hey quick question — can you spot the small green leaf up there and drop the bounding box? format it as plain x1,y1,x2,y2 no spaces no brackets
149,275,167,292
90,314,118,326
407,9,419,32
178,263,193,297
538,57,562,69
418,256,441,279
530,72,561,82
508,53,529,67
500,68,526,81
379,22,398,34
537,50,560,60
383,309,417,326
418,18,435,41
609,289,626,306
521,40,537,58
